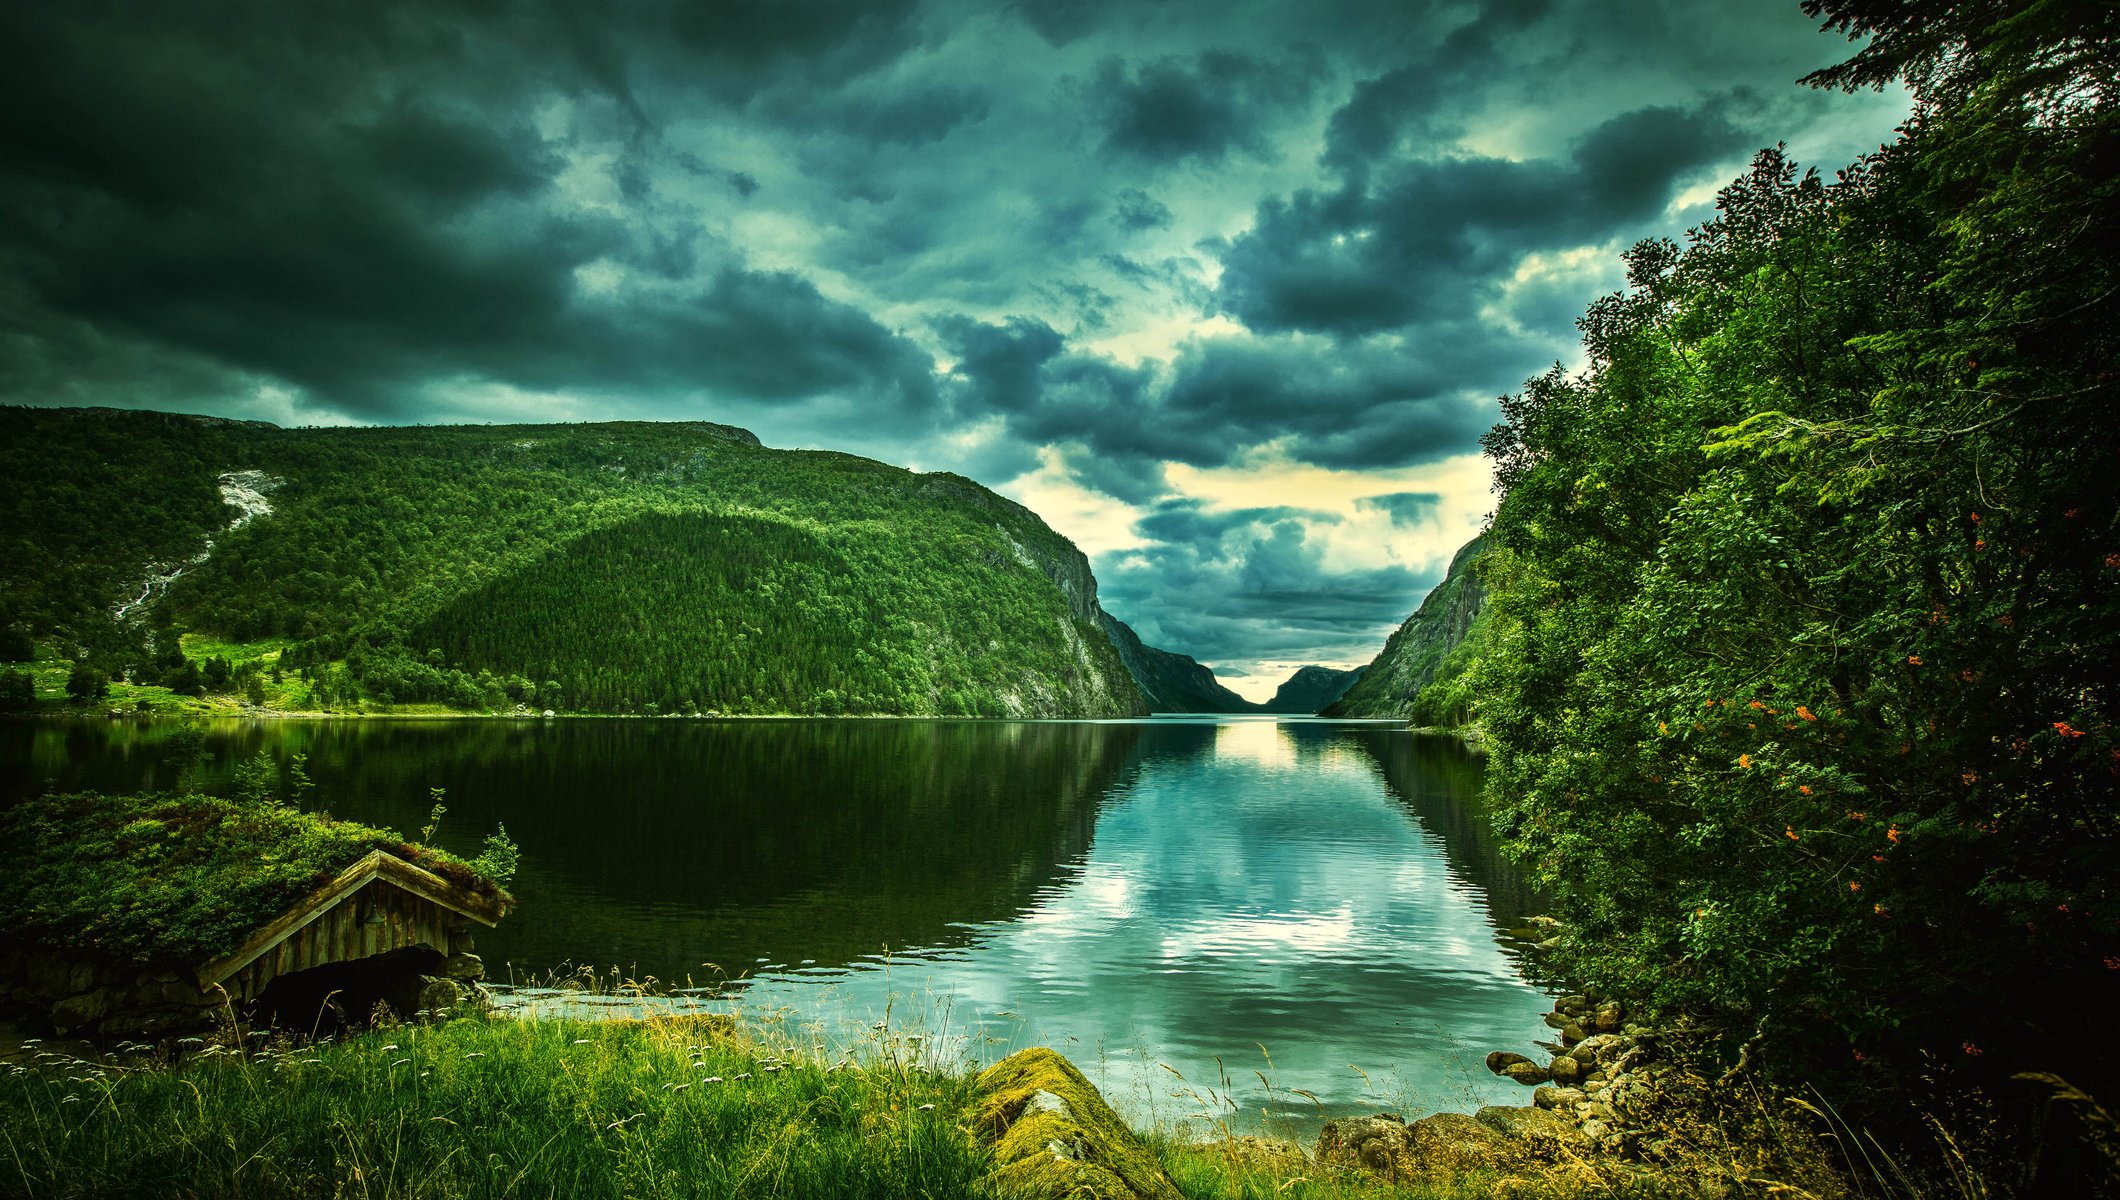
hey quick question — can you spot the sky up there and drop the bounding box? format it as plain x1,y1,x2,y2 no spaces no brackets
0,1,1907,699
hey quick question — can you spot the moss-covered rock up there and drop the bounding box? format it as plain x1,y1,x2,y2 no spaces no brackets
971,1047,1182,1200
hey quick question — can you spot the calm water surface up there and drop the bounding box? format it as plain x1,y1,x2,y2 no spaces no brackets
2,716,1553,1130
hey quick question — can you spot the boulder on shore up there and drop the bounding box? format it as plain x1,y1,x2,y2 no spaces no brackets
970,1048,1182,1200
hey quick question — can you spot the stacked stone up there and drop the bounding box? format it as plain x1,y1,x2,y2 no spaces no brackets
1485,992,1693,1158
0,949,222,1038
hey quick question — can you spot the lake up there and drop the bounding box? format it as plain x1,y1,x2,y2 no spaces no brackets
1,715,1556,1132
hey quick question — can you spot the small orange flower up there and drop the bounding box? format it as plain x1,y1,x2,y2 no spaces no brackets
1907,655,1923,666
1975,539,1986,550
1800,785,1813,795
1849,881,1861,892
1749,700,1766,711
1704,699,1717,709
1848,810,1866,821
1658,721,1668,734
1852,1049,1866,1062
1887,825,1902,843
2107,552,2120,569
1962,1042,1982,1057
1738,754,1752,769
1968,512,1981,525
2104,956,2120,970
1997,614,2015,627
2055,721,2085,737
1796,706,1816,721
1871,854,1886,863
1785,826,1800,841
1874,903,1890,918
1962,770,1979,785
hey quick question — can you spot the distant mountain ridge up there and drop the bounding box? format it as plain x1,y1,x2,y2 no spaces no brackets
1260,665,1364,714
1325,533,1490,721
1097,613,1256,713
0,406,1148,718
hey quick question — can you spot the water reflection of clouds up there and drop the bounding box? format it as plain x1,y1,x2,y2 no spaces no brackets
727,720,1553,1133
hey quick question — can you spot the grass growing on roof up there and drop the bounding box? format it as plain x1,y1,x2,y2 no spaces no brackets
0,790,499,967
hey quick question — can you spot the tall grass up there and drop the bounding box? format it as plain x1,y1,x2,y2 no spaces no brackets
3,1011,2103,1199
0,1012,994,1199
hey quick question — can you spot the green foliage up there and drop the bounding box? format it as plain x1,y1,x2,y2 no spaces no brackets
230,750,277,804
421,790,446,842
0,791,497,966
0,414,1143,717
471,822,520,887
1471,12,2120,1081
0,623,32,662
64,661,107,705
0,668,33,710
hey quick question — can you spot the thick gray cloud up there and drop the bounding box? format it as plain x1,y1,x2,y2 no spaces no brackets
1100,501,1437,666
1358,493,1445,527
0,0,1908,669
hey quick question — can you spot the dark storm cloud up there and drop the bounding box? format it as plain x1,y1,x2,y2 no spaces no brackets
1322,0,1557,173
1091,51,1325,164
1099,505,1435,665
0,0,940,420
1111,189,1175,231
942,315,1508,493
1216,102,1749,338
1357,492,1444,527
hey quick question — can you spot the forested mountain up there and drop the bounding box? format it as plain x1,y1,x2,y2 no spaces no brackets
1259,665,1363,714
1096,613,1256,713
0,407,1147,717
1324,534,1489,723
1455,0,2120,1096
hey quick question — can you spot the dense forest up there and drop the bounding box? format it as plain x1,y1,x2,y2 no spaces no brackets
1425,0,2118,1107
0,413,1146,717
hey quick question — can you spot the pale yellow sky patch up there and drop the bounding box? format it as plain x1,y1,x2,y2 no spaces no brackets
996,447,1149,559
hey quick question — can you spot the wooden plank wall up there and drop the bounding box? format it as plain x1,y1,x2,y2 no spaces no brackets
226,882,454,1003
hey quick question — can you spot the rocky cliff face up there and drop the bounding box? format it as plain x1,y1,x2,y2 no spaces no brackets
1260,665,1364,714
1325,533,1490,720
1098,613,1257,713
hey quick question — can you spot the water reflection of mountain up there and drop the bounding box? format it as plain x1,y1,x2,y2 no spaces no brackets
1,719,1145,983
1336,728,1546,930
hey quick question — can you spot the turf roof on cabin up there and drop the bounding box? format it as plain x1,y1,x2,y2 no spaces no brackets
0,791,503,967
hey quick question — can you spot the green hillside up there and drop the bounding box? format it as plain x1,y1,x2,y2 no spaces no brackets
0,407,1146,717
1096,612,1256,713
1325,533,1489,723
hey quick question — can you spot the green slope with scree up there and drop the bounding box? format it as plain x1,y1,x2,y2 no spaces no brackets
1326,533,1490,723
0,408,1146,717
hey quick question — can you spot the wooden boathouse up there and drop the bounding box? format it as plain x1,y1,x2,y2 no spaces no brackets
196,849,513,1005
0,849,515,1037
